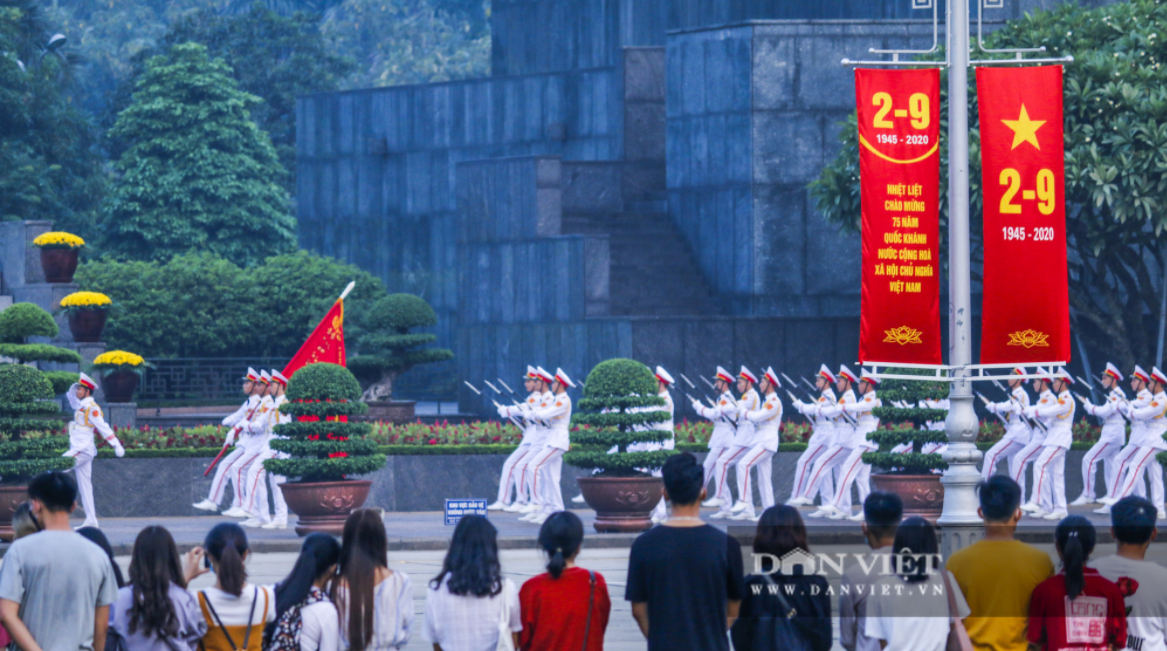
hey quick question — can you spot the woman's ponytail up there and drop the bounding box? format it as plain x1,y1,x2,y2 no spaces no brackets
1055,515,1096,601
204,523,249,597
536,512,584,580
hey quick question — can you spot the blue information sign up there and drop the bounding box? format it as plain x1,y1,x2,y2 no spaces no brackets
444,498,487,525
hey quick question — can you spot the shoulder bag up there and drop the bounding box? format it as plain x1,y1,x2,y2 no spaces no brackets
942,571,975,651
581,570,596,651
199,587,259,651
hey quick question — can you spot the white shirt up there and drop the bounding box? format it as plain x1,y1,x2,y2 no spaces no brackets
423,576,521,651
300,600,338,651
337,571,413,651
986,387,1032,444
734,388,760,447
694,391,738,450
1092,554,1167,651
1129,391,1167,451
866,570,970,651
744,392,782,452
66,394,116,453
840,548,891,651
1085,387,1130,443
1030,389,1076,449
795,388,837,447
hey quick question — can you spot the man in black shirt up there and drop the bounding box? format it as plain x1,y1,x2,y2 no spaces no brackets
626,452,746,650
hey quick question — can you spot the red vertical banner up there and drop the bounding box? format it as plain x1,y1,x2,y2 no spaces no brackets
977,66,1070,364
856,68,942,365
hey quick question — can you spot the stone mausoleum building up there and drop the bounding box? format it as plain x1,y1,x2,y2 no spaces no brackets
295,0,1112,414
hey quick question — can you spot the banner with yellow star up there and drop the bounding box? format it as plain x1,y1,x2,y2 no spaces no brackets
856,68,941,365
976,65,1070,364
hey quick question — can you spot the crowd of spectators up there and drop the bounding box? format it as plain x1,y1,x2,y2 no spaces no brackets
0,459,1161,651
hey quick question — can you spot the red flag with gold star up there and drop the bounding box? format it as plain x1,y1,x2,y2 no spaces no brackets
282,297,347,379
977,66,1070,364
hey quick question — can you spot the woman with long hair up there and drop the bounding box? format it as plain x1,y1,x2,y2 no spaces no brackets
519,511,610,650
267,533,340,651
731,505,831,651
1027,516,1126,651
866,517,970,651
424,515,521,650
185,523,274,651
111,526,207,651
334,509,412,651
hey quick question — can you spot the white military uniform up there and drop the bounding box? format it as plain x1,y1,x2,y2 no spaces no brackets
516,389,554,511
649,383,675,522
1109,383,1167,511
789,371,838,506
823,384,879,518
713,371,759,517
734,384,782,520
693,374,739,505
1012,378,1053,505
65,382,123,527
805,386,859,516
1107,385,1154,502
493,379,542,509
204,393,261,509
1025,379,1076,517
529,382,572,517
221,390,273,513
1075,380,1128,503
242,391,290,526
982,382,1032,481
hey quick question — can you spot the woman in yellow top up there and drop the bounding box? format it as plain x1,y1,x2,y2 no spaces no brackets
185,523,275,651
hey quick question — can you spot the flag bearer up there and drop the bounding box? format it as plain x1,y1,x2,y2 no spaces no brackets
194,368,263,514
241,370,291,529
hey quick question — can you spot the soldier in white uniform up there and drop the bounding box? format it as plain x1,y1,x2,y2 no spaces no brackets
516,368,555,516
1102,366,1154,504
1021,369,1076,520
1011,368,1053,508
241,370,291,529
692,366,738,508
1071,363,1128,505
489,366,542,511
66,373,125,528
219,370,274,518
710,367,760,519
980,368,1032,480
730,367,783,522
649,367,676,524
814,369,879,521
194,368,263,514
522,368,574,525
804,365,860,518
787,365,838,506
1097,367,1167,519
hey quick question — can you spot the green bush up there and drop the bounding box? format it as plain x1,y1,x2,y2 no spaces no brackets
347,294,454,401
0,304,58,343
862,369,949,475
264,363,386,482
563,359,671,476
42,371,79,396
0,365,70,483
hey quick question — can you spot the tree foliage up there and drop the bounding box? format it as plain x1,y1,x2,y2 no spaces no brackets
102,42,295,265
347,294,453,401
564,358,670,475
74,251,386,357
811,0,1167,370
862,369,948,474
0,364,70,483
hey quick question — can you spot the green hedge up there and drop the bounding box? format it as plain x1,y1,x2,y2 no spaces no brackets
279,401,369,418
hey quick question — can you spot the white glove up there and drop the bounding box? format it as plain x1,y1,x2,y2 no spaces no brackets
690,398,702,410
112,440,125,458
224,428,237,446
497,405,509,419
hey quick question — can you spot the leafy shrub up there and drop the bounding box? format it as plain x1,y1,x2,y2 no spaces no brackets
862,369,949,475
43,371,80,396
0,304,58,343
347,294,454,401
265,363,386,482
0,365,70,482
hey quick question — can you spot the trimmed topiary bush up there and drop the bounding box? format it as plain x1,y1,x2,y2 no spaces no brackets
0,365,70,483
565,358,673,476
265,363,387,482
0,303,82,366
347,294,453,401
863,368,949,475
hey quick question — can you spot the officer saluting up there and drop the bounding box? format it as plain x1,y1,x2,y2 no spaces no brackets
66,372,125,528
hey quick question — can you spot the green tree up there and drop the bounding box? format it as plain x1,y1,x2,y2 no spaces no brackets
810,0,1167,370
0,364,71,484
347,294,453,401
565,359,672,476
323,0,489,89
102,42,295,266
863,369,948,475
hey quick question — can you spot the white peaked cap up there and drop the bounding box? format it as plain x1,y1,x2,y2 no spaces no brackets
818,364,837,384
655,366,675,386
1036,367,1052,383
554,368,575,388
1054,369,1074,385
258,370,271,384
1134,365,1151,383
244,367,260,382
762,367,781,387
78,372,97,390
271,370,288,387
536,366,555,383
1153,367,1167,386
838,364,859,384
739,366,758,384
715,366,735,384
860,369,880,385
526,365,538,379
1104,362,1124,382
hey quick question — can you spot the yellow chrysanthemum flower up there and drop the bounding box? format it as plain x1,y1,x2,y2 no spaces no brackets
93,350,145,367
32,232,85,249
59,291,112,308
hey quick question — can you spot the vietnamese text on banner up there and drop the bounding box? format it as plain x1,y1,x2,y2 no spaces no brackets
856,67,942,365
976,65,1070,364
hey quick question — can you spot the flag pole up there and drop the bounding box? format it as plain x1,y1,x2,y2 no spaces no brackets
339,280,356,301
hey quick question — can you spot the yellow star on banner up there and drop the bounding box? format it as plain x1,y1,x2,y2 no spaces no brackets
1001,104,1046,150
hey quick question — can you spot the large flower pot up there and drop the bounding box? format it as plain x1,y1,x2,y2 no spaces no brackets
279,480,372,536
360,401,416,424
101,370,139,403
577,475,663,533
68,309,107,342
40,248,79,283
0,484,27,542
871,474,944,522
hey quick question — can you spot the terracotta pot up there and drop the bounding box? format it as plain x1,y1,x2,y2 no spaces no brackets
101,370,139,403
40,248,79,283
870,473,944,522
68,309,107,342
358,401,416,424
0,485,27,542
279,480,372,536
577,475,663,533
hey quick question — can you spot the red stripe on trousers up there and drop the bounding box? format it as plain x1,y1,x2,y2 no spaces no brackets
717,448,749,497
1120,449,1157,498
1084,442,1111,495
1012,447,1042,484
832,454,864,508
806,448,845,498
793,444,824,498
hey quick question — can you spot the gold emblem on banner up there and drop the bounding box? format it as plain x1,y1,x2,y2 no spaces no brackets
883,326,923,345
1007,329,1050,348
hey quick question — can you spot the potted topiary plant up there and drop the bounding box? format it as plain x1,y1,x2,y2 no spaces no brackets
32,232,85,283
566,359,673,532
863,368,949,521
264,362,387,535
347,294,454,423
0,303,82,396
58,292,112,342
89,350,151,403
0,364,70,540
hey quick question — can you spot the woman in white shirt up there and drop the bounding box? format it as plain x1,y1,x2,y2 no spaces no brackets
424,515,521,651
335,509,413,651
184,523,277,651
866,517,970,651
268,533,341,651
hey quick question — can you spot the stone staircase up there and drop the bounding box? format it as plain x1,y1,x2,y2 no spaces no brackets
562,200,720,316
